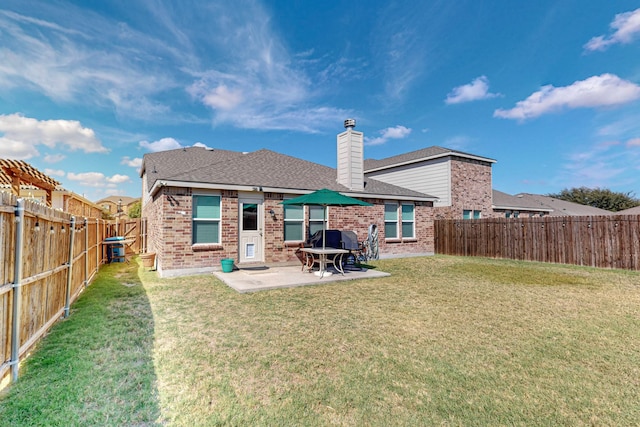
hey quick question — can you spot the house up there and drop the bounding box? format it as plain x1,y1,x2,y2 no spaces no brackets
362,148,617,219
511,193,613,216
140,120,438,277
363,146,496,219
0,158,102,218
617,205,640,215
96,195,140,218
492,190,553,217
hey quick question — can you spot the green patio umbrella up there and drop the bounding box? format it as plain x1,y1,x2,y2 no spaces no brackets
281,188,372,251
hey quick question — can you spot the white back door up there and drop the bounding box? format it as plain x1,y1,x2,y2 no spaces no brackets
238,195,264,263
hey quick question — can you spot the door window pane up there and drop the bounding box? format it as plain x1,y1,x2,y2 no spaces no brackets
242,203,258,231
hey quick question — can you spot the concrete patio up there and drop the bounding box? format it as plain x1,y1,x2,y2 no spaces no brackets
212,264,390,293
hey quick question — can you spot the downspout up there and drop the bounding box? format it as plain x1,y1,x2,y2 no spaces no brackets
10,198,25,383
64,217,76,318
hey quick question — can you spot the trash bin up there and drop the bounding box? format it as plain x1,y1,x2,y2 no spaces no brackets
105,236,124,262
220,258,234,273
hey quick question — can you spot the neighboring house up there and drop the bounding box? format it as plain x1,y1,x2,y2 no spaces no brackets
141,121,438,277
616,205,640,215
512,193,613,217
96,195,140,218
0,159,102,218
492,190,553,218
363,146,496,220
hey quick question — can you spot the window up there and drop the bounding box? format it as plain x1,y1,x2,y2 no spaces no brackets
463,209,481,220
284,203,303,241
308,205,327,237
401,203,415,238
192,195,221,244
384,203,398,239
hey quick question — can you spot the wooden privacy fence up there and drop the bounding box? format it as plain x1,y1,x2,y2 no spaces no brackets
435,214,640,270
0,193,115,386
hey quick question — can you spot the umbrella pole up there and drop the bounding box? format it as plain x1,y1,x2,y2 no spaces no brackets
322,205,326,251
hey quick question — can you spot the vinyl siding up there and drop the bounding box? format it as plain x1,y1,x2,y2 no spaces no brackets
365,157,451,206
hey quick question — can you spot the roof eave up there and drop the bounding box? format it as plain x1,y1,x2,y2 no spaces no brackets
365,152,497,174
149,179,437,202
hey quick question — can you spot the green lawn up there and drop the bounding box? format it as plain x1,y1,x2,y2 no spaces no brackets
1,256,639,426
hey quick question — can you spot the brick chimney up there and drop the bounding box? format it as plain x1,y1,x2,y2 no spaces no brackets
336,119,364,191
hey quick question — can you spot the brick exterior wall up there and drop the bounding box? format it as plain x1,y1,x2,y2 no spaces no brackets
143,186,435,276
434,157,493,220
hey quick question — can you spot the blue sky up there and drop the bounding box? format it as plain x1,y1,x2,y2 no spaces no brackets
1,1,640,202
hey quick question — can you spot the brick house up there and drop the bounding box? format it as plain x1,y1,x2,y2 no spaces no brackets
141,121,437,277
364,147,497,220
96,195,140,218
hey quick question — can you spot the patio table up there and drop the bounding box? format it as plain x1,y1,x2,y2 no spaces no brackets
300,247,348,278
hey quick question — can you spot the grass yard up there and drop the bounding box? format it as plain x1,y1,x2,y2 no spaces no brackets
1,256,639,426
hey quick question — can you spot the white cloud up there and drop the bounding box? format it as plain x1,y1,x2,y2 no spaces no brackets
0,114,107,156
0,137,39,158
44,168,65,177
0,7,180,120
139,137,182,152
43,153,65,163
584,8,640,51
106,174,131,184
201,84,243,110
121,156,142,168
365,125,412,146
494,74,640,120
192,142,211,149
627,137,640,147
445,76,500,105
67,171,130,188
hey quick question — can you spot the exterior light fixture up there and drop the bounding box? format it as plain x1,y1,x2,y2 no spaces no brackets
35,221,40,232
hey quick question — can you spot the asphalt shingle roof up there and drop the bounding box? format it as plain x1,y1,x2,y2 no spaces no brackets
615,205,640,215
364,146,496,172
513,193,614,216
492,190,552,212
142,147,435,199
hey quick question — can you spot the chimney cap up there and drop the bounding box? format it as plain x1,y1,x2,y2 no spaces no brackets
344,118,356,129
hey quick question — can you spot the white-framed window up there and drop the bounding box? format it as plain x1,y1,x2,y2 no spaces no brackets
283,202,304,241
401,203,415,238
463,209,481,220
192,194,221,244
384,202,399,239
308,205,327,238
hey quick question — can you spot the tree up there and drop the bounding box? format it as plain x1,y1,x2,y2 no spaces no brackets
547,187,640,212
128,201,141,218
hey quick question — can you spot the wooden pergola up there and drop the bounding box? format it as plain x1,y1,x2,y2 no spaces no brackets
0,159,61,207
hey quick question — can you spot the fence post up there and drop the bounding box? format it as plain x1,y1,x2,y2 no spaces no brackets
84,217,88,288
10,199,25,383
64,216,76,318
96,219,100,267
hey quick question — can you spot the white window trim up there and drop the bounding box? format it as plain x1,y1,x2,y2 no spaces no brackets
283,198,304,242
192,192,222,245
401,202,415,239
385,202,399,240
